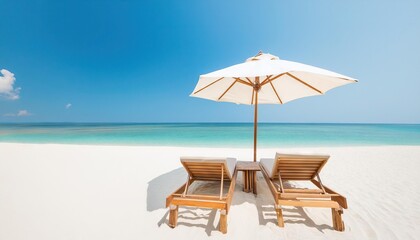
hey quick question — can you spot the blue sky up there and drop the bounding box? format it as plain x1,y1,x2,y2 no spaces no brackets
0,0,419,123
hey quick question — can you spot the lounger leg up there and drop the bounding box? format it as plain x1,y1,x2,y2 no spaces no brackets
243,171,249,192
275,205,284,227
252,171,257,194
219,209,227,234
332,208,345,231
169,205,178,228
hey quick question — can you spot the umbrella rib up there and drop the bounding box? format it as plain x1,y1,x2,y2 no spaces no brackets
260,76,271,85
218,80,238,100
269,81,283,104
286,73,324,94
193,77,224,94
251,87,255,105
260,73,285,86
259,75,273,85
234,78,253,86
245,77,254,85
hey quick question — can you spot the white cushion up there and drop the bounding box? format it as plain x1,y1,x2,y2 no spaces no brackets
225,157,237,178
260,158,275,178
180,157,237,179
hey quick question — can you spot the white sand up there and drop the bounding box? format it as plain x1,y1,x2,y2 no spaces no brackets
1,143,420,240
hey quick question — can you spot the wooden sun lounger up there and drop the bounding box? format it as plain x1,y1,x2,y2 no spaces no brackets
260,153,348,231
166,157,237,234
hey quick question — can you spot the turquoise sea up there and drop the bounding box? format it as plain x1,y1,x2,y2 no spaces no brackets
0,123,419,148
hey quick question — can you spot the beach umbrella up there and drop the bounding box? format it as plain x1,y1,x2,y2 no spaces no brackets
191,52,357,161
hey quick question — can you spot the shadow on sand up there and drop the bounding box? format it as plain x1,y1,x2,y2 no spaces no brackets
255,179,334,232
146,167,186,212
147,168,333,235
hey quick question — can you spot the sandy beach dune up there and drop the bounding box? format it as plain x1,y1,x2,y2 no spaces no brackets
1,143,420,240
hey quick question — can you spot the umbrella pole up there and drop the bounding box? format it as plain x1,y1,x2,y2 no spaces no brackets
253,89,258,162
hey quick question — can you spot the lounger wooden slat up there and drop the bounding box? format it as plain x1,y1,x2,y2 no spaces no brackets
188,172,230,176
166,157,237,234
172,194,228,200
278,169,320,172
279,168,321,171
192,177,229,181
283,188,324,193
280,172,315,176
171,198,227,209
188,168,226,171
279,193,341,199
260,153,348,231
277,199,340,208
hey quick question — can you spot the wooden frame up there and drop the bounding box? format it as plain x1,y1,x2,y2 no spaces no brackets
166,158,237,234
260,154,348,231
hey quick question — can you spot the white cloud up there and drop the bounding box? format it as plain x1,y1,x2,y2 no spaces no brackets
0,69,20,100
65,103,72,109
3,109,31,117
17,110,31,116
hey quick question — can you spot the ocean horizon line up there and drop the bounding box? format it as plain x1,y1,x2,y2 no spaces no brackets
1,122,420,125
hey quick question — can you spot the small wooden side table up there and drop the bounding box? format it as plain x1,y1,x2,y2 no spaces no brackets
236,161,261,194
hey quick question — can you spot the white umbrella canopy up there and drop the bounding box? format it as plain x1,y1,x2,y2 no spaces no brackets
191,52,357,161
